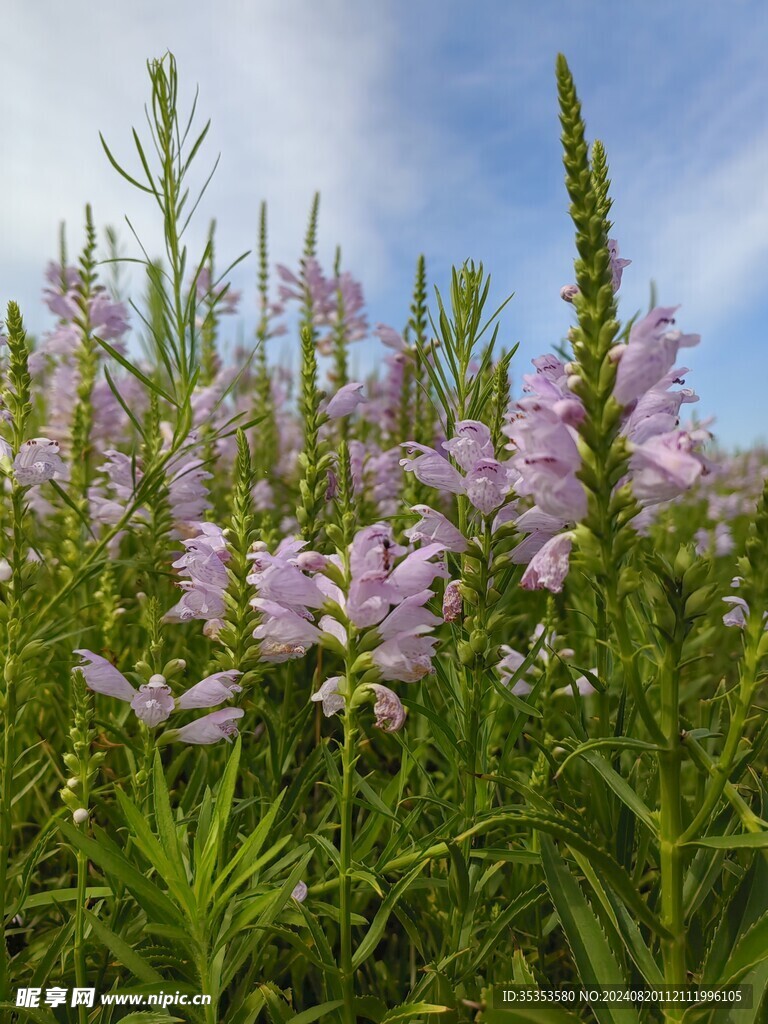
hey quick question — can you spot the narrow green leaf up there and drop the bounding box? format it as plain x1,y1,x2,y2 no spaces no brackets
540,835,639,1024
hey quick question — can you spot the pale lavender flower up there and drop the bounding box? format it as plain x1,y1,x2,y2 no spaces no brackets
629,430,706,505
176,671,243,708
442,420,495,471
311,676,346,717
612,306,699,408
13,438,64,486
464,459,514,515
372,634,439,683
326,381,366,419
73,650,137,701
520,533,573,593
365,684,406,732
131,676,176,727
291,881,308,903
400,442,465,494
171,707,244,744
406,505,467,553
608,239,631,291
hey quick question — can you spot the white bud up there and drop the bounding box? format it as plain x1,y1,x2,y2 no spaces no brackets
0,559,11,582
72,808,89,825
66,777,79,790
148,674,167,687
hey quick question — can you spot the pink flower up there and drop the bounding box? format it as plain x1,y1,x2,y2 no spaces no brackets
400,442,465,494
311,676,346,717
520,533,573,593
608,239,631,292
73,650,136,701
176,671,242,708
612,307,699,407
171,707,244,744
365,684,406,732
131,677,176,727
13,438,64,486
629,430,706,505
464,459,514,515
372,634,438,683
326,381,366,419
442,420,495,471
406,505,467,553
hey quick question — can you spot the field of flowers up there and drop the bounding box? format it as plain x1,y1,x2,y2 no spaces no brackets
0,51,767,1024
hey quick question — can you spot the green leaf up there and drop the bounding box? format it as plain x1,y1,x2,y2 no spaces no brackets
352,860,427,970
556,737,661,776
574,751,658,835
285,1002,344,1023
480,1008,582,1024
86,910,167,984
716,911,768,985
59,820,184,927
83,908,164,983
479,1008,581,1024
540,835,639,1024
21,886,112,910
118,1014,183,1024
381,1003,449,1022
684,833,768,849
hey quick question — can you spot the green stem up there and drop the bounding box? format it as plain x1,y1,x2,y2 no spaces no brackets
339,706,356,1024
658,623,686,1016
0,486,25,1000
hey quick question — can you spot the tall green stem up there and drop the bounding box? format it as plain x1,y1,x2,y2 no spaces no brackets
658,626,686,1015
339,706,356,1024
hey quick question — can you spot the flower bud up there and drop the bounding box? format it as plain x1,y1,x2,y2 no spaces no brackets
560,284,579,303
442,580,463,623
0,559,11,582
72,808,89,826
470,629,489,655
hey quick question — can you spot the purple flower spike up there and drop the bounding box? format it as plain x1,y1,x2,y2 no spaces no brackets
73,650,137,701
172,707,245,745
326,381,366,419
177,670,243,709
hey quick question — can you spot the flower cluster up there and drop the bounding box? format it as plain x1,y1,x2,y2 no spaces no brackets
73,650,243,743
248,525,446,731
504,301,709,591
164,522,230,633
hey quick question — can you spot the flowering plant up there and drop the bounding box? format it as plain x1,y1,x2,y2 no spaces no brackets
0,51,765,1024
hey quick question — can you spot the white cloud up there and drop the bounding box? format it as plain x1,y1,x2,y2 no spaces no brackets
0,0,434,336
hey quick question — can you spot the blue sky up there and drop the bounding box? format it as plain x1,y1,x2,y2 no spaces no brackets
3,0,768,446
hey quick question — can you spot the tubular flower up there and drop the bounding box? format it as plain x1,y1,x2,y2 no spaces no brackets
9,438,65,486
164,523,231,624
250,525,445,692
73,651,242,736
401,420,516,515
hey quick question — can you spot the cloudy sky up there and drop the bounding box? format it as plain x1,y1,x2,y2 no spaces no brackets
2,0,768,446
